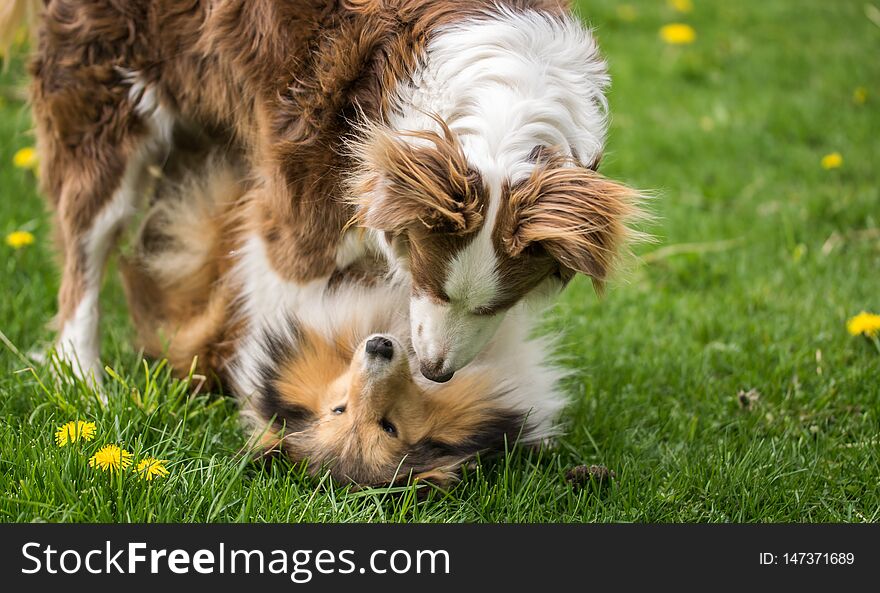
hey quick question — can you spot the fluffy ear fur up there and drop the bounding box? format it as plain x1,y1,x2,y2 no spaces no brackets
348,117,485,234
504,155,644,290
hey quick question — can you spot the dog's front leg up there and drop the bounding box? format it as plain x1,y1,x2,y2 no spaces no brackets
52,170,141,385
39,120,164,387
51,158,150,385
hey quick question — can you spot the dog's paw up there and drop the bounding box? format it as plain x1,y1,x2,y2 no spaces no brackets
52,338,105,392
30,341,106,402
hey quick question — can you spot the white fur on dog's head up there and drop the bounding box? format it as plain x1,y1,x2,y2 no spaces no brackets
350,9,645,381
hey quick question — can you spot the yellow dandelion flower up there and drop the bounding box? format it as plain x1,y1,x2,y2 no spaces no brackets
847,312,880,338
660,23,696,45
54,421,97,447
89,444,133,473
12,147,38,170
853,87,867,105
6,230,35,249
820,152,842,170
668,0,694,14
136,457,170,481
616,4,637,22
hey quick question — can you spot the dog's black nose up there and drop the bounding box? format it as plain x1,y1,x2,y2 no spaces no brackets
420,362,454,383
365,337,394,360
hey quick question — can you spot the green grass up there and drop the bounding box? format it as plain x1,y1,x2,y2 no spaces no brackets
1,0,878,522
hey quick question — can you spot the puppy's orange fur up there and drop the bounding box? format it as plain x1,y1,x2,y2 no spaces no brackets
259,327,528,485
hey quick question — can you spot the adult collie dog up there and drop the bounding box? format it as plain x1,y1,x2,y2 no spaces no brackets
119,153,565,484
3,0,642,386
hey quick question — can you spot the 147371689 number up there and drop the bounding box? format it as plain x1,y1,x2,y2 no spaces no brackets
782,552,855,565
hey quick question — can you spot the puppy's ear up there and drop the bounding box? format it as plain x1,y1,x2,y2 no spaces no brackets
347,119,484,234
504,157,644,291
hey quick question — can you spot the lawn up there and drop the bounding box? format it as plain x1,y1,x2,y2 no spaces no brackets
1,0,878,523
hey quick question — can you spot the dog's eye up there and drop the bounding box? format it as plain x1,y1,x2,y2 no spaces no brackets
471,306,495,317
332,405,346,415
380,418,397,437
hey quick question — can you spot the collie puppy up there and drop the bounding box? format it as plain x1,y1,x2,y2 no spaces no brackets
120,157,565,485
3,0,642,388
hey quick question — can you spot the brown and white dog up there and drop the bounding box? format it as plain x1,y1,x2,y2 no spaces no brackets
3,0,642,387
120,154,565,485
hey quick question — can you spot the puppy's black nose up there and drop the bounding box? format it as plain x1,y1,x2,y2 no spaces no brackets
365,337,394,360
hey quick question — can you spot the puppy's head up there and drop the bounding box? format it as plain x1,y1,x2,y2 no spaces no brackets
249,326,531,486
349,121,644,383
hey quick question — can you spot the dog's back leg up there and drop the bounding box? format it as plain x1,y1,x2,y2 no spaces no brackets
31,60,172,385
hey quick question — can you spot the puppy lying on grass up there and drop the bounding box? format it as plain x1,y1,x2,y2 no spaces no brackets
120,153,566,485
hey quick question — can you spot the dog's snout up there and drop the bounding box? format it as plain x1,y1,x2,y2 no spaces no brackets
420,360,454,383
365,336,394,360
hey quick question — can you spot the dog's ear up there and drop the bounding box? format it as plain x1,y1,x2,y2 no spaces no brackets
348,120,484,234
503,157,644,290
